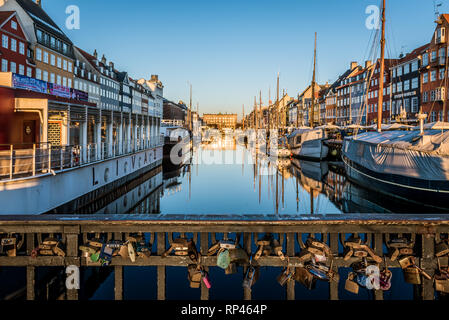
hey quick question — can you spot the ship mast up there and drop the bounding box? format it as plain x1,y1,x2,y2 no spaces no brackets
377,0,386,132
311,32,317,128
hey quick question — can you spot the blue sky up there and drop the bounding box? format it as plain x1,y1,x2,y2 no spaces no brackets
44,0,443,118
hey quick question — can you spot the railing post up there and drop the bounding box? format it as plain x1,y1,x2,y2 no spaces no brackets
329,233,339,301
32,144,36,176
60,147,63,170
65,226,79,300
114,266,124,300
26,266,35,301
157,232,166,300
286,233,295,301
9,145,13,179
200,232,210,300
373,233,384,300
421,232,436,300
48,144,52,173
243,232,252,301
70,147,73,168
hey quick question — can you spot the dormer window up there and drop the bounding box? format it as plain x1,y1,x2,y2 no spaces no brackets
11,21,17,30
436,27,446,44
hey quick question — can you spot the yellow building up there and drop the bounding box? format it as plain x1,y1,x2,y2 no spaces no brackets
203,113,237,129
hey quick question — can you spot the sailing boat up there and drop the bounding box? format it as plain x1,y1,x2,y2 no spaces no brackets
288,32,329,160
342,0,449,210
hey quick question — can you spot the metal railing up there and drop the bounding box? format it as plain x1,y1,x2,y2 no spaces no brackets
0,218,448,300
0,135,165,182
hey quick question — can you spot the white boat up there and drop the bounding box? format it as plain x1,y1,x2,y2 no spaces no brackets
287,128,329,160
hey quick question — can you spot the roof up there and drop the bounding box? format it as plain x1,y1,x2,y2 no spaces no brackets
75,47,117,81
0,11,15,26
399,43,429,63
16,0,72,44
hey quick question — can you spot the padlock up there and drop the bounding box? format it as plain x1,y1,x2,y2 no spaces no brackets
118,244,129,258
343,247,354,261
277,267,294,286
306,238,331,256
217,249,231,270
42,238,58,246
388,248,400,261
90,251,100,263
52,241,65,257
201,270,212,289
88,238,104,249
435,259,449,293
219,240,236,250
188,264,202,289
294,267,316,290
187,240,198,263
307,264,330,281
228,248,249,264
99,245,113,266
399,256,415,269
136,240,151,259
79,245,96,256
298,250,313,263
254,240,270,260
435,241,449,257
403,267,421,285
353,250,368,258
306,245,326,257
345,272,359,294
398,247,414,256
242,265,256,289
1,237,17,257
207,242,221,256
271,239,285,261
225,263,237,275
379,259,392,291
128,241,136,263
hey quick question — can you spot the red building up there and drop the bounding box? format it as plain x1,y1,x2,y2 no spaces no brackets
0,11,34,77
366,59,397,124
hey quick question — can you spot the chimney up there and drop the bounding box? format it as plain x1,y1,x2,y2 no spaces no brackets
365,60,372,68
350,61,358,70
150,75,159,82
35,0,42,7
101,54,106,65
109,61,114,69
93,49,98,59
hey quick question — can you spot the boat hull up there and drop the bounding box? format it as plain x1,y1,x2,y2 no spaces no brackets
343,155,449,211
291,139,329,160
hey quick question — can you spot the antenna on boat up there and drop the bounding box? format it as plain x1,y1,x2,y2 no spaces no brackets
377,0,386,132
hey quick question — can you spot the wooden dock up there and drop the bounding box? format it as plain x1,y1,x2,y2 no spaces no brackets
1,216,449,300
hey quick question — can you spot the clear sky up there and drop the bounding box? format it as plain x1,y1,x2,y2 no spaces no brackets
43,0,443,118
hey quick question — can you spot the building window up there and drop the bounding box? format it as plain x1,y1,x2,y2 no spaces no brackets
10,62,16,73
403,64,410,74
397,67,402,77
431,111,437,122
11,20,17,30
62,77,67,87
50,54,55,66
2,35,8,49
50,36,55,48
36,48,42,61
431,51,437,62
423,91,428,103
431,70,437,82
27,68,32,78
18,64,24,75
411,77,418,89
43,51,49,64
397,82,402,92
10,38,16,52
423,73,429,84
57,75,61,85
1,59,7,72
36,69,42,80
19,42,25,55
50,73,55,83
423,53,429,66
404,80,410,91
411,97,419,113
63,60,67,71
68,79,72,88
440,68,446,80
57,57,62,69
411,61,419,72
68,62,72,73
43,71,48,82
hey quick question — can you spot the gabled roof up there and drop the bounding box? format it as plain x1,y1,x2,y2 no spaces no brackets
400,43,429,63
75,47,118,81
0,11,16,27
15,0,72,44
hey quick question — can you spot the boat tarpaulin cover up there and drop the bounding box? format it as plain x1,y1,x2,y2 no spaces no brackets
343,130,449,180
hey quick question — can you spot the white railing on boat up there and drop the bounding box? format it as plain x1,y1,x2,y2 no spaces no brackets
0,135,164,182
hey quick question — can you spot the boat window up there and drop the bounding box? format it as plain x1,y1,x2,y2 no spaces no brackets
296,136,302,145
